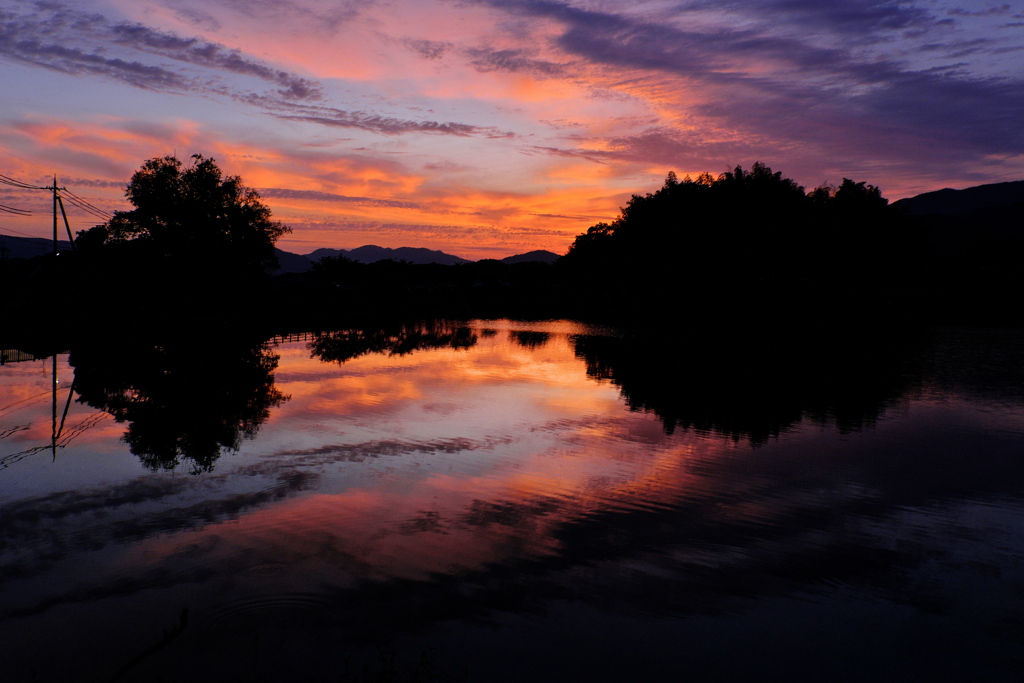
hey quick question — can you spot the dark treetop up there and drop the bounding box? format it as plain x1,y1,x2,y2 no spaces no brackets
84,154,289,279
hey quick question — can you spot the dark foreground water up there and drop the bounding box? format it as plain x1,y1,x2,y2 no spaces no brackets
1,321,1022,682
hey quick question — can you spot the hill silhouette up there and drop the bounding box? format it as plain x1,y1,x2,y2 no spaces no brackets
272,245,560,274
893,179,1024,216
0,234,72,259
274,248,315,273
306,245,471,265
501,249,560,264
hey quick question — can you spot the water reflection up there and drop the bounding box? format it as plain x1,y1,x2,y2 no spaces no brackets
0,323,1021,682
310,320,477,364
510,330,551,349
69,332,288,473
571,327,923,442
0,349,87,469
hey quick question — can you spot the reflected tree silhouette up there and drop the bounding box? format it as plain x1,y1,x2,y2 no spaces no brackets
310,320,477,364
509,330,550,349
571,326,922,444
70,332,287,473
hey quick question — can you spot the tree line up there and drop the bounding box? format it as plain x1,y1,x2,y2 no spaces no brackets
4,155,1020,330
558,163,919,320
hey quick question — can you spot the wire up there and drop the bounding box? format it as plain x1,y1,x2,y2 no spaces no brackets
0,412,108,471
63,199,112,221
62,187,110,208
61,192,113,220
0,144,57,178
0,227,53,240
0,390,51,417
0,425,30,440
0,202,31,215
62,188,115,218
62,195,107,218
1,160,116,222
0,173,47,190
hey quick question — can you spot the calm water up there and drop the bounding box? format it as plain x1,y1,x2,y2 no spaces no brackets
1,321,1022,682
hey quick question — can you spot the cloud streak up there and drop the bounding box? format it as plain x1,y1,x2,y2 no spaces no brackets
269,105,509,137
0,2,315,97
107,22,323,100
0,1,498,139
258,187,424,210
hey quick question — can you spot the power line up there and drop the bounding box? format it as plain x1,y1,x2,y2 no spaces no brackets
0,163,115,258
2,153,117,217
62,194,110,220
0,227,54,240
0,172,47,190
62,187,111,209
0,144,56,178
61,190,113,220
0,202,31,215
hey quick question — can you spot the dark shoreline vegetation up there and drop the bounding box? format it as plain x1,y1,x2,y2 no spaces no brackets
3,156,1022,341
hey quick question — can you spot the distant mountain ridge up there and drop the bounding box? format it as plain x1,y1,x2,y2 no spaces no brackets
0,234,72,259
499,250,560,264
892,179,1024,216
274,248,316,274
308,245,472,265
1,235,560,274
891,179,1024,246
272,245,561,274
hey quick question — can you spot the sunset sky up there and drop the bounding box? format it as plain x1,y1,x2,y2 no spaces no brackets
2,0,1023,259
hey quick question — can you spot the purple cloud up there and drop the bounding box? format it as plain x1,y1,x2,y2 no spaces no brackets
402,38,452,60
108,22,323,100
463,46,566,75
0,2,320,99
271,109,503,137
0,1,505,139
469,0,1024,170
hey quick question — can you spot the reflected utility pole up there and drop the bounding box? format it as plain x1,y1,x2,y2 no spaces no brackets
50,353,77,461
51,354,57,459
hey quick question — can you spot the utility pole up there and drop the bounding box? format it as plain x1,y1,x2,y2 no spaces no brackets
46,175,75,254
52,174,58,257
57,194,75,252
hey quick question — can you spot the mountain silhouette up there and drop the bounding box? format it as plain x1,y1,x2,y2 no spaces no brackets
501,250,560,264
272,245,561,272
892,179,1024,250
306,245,471,265
892,179,1024,216
274,248,315,274
0,235,72,259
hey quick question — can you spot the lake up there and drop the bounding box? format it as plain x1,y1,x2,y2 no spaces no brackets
1,320,1022,682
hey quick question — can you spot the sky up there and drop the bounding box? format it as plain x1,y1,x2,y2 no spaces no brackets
1,0,1023,259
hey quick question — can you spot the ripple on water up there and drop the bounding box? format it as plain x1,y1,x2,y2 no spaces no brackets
199,592,338,631
245,562,287,578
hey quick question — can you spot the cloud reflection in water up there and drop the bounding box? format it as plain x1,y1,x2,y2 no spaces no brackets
0,323,1022,681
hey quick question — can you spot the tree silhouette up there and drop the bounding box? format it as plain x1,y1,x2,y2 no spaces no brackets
559,162,906,319
103,154,289,278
